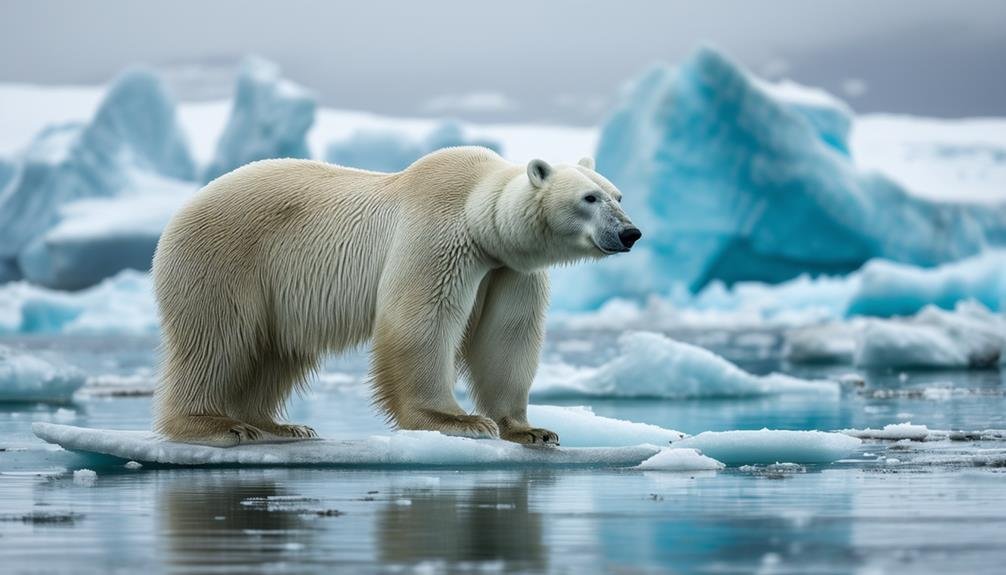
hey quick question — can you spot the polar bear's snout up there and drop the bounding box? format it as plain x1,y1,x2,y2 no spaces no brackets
619,227,642,250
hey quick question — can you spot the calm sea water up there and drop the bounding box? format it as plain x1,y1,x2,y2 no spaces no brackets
1,330,1005,574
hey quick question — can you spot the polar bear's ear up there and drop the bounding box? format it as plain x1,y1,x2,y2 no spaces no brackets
527,159,553,188
577,157,595,170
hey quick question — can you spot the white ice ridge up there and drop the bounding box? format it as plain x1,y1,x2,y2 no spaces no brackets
531,331,838,399
636,448,725,471
32,423,663,468
674,430,862,465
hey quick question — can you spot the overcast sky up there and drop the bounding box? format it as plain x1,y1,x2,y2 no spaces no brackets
2,0,1004,124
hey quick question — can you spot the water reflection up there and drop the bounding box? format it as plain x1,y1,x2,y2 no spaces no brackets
158,471,316,572
377,471,550,572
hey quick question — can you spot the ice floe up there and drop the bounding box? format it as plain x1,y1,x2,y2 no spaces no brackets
785,300,1005,368
32,422,663,468
674,430,862,465
840,423,931,441
526,404,686,447
531,331,838,399
0,345,85,402
636,448,725,471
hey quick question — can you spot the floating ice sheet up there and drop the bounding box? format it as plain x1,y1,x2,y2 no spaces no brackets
636,448,725,471
32,423,663,468
674,430,862,465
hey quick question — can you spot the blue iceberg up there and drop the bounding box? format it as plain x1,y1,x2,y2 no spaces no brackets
554,47,1006,309
0,69,195,289
203,57,316,182
326,120,502,172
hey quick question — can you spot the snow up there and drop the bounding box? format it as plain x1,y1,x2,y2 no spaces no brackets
202,57,315,182
531,331,838,399
551,46,1006,309
674,430,862,465
0,345,85,402
526,404,686,447
636,448,725,471
32,422,663,468
840,423,931,441
326,120,502,172
0,69,195,289
846,251,1006,317
0,270,157,335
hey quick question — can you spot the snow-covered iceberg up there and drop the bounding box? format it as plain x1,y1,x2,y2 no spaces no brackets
675,430,862,465
0,69,195,289
785,300,1005,368
203,57,315,182
0,345,85,402
0,270,157,334
325,121,502,172
552,46,1006,309
531,331,838,399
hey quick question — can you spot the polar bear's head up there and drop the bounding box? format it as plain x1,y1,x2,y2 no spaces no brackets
491,156,640,270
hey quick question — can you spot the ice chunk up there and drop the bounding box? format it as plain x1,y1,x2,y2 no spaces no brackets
674,430,862,465
0,345,85,402
556,46,1006,308
854,301,1005,368
325,120,502,172
72,468,97,486
527,404,686,447
847,252,1006,317
0,270,157,335
784,300,1005,368
17,174,195,290
203,57,315,182
840,423,931,441
636,448,724,471
531,331,838,399
32,423,662,468
0,69,195,288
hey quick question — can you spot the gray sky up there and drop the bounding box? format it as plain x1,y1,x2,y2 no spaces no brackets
1,0,1004,124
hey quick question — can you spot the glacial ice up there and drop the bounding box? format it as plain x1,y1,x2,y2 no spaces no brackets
0,69,195,289
531,331,838,399
0,345,85,402
636,448,725,471
785,300,1005,368
674,430,862,465
325,121,502,172
552,46,1006,309
202,57,316,182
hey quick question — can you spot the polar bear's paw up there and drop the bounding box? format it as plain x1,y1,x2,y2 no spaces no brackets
419,411,500,439
501,426,560,447
261,423,318,439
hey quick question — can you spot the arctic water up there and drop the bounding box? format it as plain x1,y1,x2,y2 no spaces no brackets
2,328,1004,575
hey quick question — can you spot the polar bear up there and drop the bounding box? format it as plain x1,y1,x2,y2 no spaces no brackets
153,147,640,446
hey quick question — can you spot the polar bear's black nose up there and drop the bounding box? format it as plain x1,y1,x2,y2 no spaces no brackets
618,227,642,249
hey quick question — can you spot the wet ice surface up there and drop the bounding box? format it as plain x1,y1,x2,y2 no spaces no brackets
2,330,1006,574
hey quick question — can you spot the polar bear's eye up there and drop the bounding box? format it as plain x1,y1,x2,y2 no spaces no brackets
583,194,598,204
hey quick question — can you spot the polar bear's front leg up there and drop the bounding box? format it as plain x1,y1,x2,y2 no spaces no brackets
463,268,557,445
370,257,498,439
